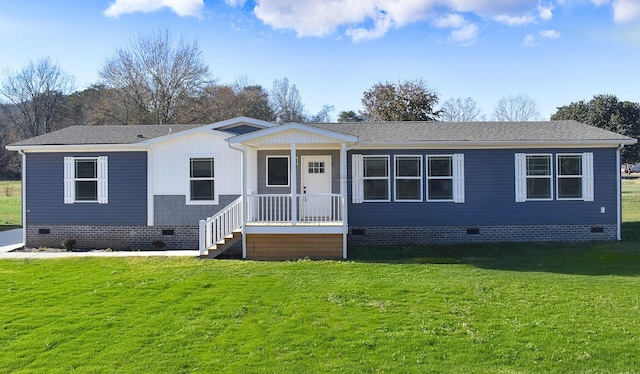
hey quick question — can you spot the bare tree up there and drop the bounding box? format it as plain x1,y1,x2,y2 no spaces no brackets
492,94,541,121
308,105,335,123
0,57,75,137
360,79,440,121
99,29,211,125
440,97,485,122
271,78,306,123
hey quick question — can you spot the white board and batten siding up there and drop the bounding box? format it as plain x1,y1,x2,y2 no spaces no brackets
151,133,243,196
253,129,343,146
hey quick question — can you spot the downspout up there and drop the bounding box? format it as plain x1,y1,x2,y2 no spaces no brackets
616,143,624,241
17,149,27,247
228,142,247,259
342,143,361,259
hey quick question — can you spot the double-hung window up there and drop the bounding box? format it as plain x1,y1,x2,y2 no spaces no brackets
64,156,108,204
395,155,422,201
363,155,390,201
557,153,594,200
426,154,465,203
515,152,593,202
188,157,216,204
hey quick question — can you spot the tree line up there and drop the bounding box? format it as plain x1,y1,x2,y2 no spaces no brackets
1,30,639,178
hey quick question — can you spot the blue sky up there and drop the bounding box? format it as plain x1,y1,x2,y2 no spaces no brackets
1,0,640,120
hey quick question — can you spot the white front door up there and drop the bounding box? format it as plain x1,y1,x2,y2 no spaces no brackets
301,156,332,220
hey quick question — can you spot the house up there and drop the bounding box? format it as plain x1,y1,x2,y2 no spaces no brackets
6,117,637,259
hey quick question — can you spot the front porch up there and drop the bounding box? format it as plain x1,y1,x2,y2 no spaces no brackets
201,122,358,260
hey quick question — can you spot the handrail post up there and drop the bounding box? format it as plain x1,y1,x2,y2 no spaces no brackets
198,219,206,256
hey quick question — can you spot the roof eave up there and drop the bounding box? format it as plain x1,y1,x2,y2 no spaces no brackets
353,139,637,149
5,143,150,153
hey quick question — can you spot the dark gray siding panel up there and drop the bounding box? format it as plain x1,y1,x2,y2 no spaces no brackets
348,148,618,227
154,194,241,226
26,152,147,225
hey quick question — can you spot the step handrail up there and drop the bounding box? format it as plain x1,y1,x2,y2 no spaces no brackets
199,196,243,255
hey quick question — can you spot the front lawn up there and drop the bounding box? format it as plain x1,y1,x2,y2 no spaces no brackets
0,180,638,372
1,247,639,373
0,180,21,231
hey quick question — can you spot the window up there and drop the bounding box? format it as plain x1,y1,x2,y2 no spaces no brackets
557,153,594,200
515,152,593,202
427,156,454,200
64,156,108,204
308,161,325,174
352,153,463,204
395,155,422,201
363,155,390,201
266,156,290,187
189,157,215,202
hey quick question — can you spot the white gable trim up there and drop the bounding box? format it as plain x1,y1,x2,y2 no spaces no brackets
229,122,359,145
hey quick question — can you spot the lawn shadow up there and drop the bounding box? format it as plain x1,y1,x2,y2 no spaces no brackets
349,240,640,276
0,225,21,232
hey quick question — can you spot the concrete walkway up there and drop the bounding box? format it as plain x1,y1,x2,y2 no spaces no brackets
0,228,200,259
0,228,24,253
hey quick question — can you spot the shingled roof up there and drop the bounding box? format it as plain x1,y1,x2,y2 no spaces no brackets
9,124,202,146
308,120,635,144
7,120,636,148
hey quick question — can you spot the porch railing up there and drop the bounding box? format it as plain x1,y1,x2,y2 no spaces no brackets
247,194,343,224
199,196,243,255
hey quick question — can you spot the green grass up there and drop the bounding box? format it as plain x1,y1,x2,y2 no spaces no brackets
0,180,638,372
0,180,21,231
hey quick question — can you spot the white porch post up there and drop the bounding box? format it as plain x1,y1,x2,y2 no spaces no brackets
291,143,297,225
341,142,348,259
242,144,248,259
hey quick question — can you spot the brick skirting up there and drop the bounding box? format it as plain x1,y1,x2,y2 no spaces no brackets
348,224,617,246
27,225,199,250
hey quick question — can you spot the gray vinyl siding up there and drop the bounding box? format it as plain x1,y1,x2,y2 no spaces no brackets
26,152,147,225
257,150,340,194
154,194,241,226
348,148,618,227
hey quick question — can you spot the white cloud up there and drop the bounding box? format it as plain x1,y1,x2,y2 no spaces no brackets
433,14,479,45
522,34,537,47
104,0,204,18
538,3,554,20
540,29,560,38
222,1,574,42
434,14,467,29
494,13,537,26
591,0,610,6
612,0,640,23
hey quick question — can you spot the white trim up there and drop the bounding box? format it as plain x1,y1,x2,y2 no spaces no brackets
453,153,465,203
351,154,363,204
617,144,623,241
290,145,297,226
515,153,527,202
351,140,637,149
341,143,348,259
362,155,390,202
265,155,291,187
244,225,345,235
64,156,108,204
186,155,218,205
520,153,554,201
583,152,594,202
556,153,586,201
426,155,455,202
229,122,359,144
147,149,154,226
393,155,423,202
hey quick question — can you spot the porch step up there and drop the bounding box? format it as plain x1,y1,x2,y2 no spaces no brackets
207,229,242,258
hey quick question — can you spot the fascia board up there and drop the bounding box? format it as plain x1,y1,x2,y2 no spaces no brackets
352,139,637,149
6,144,150,153
229,123,359,144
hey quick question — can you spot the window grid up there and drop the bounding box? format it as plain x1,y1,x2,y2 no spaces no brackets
525,154,553,200
426,155,454,201
394,155,422,202
363,155,390,202
556,154,583,200
189,157,215,202
74,158,98,202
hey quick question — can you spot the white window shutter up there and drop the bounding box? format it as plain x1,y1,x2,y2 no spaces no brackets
64,157,74,204
515,153,526,202
582,152,594,202
453,153,465,203
351,154,363,204
97,156,109,204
